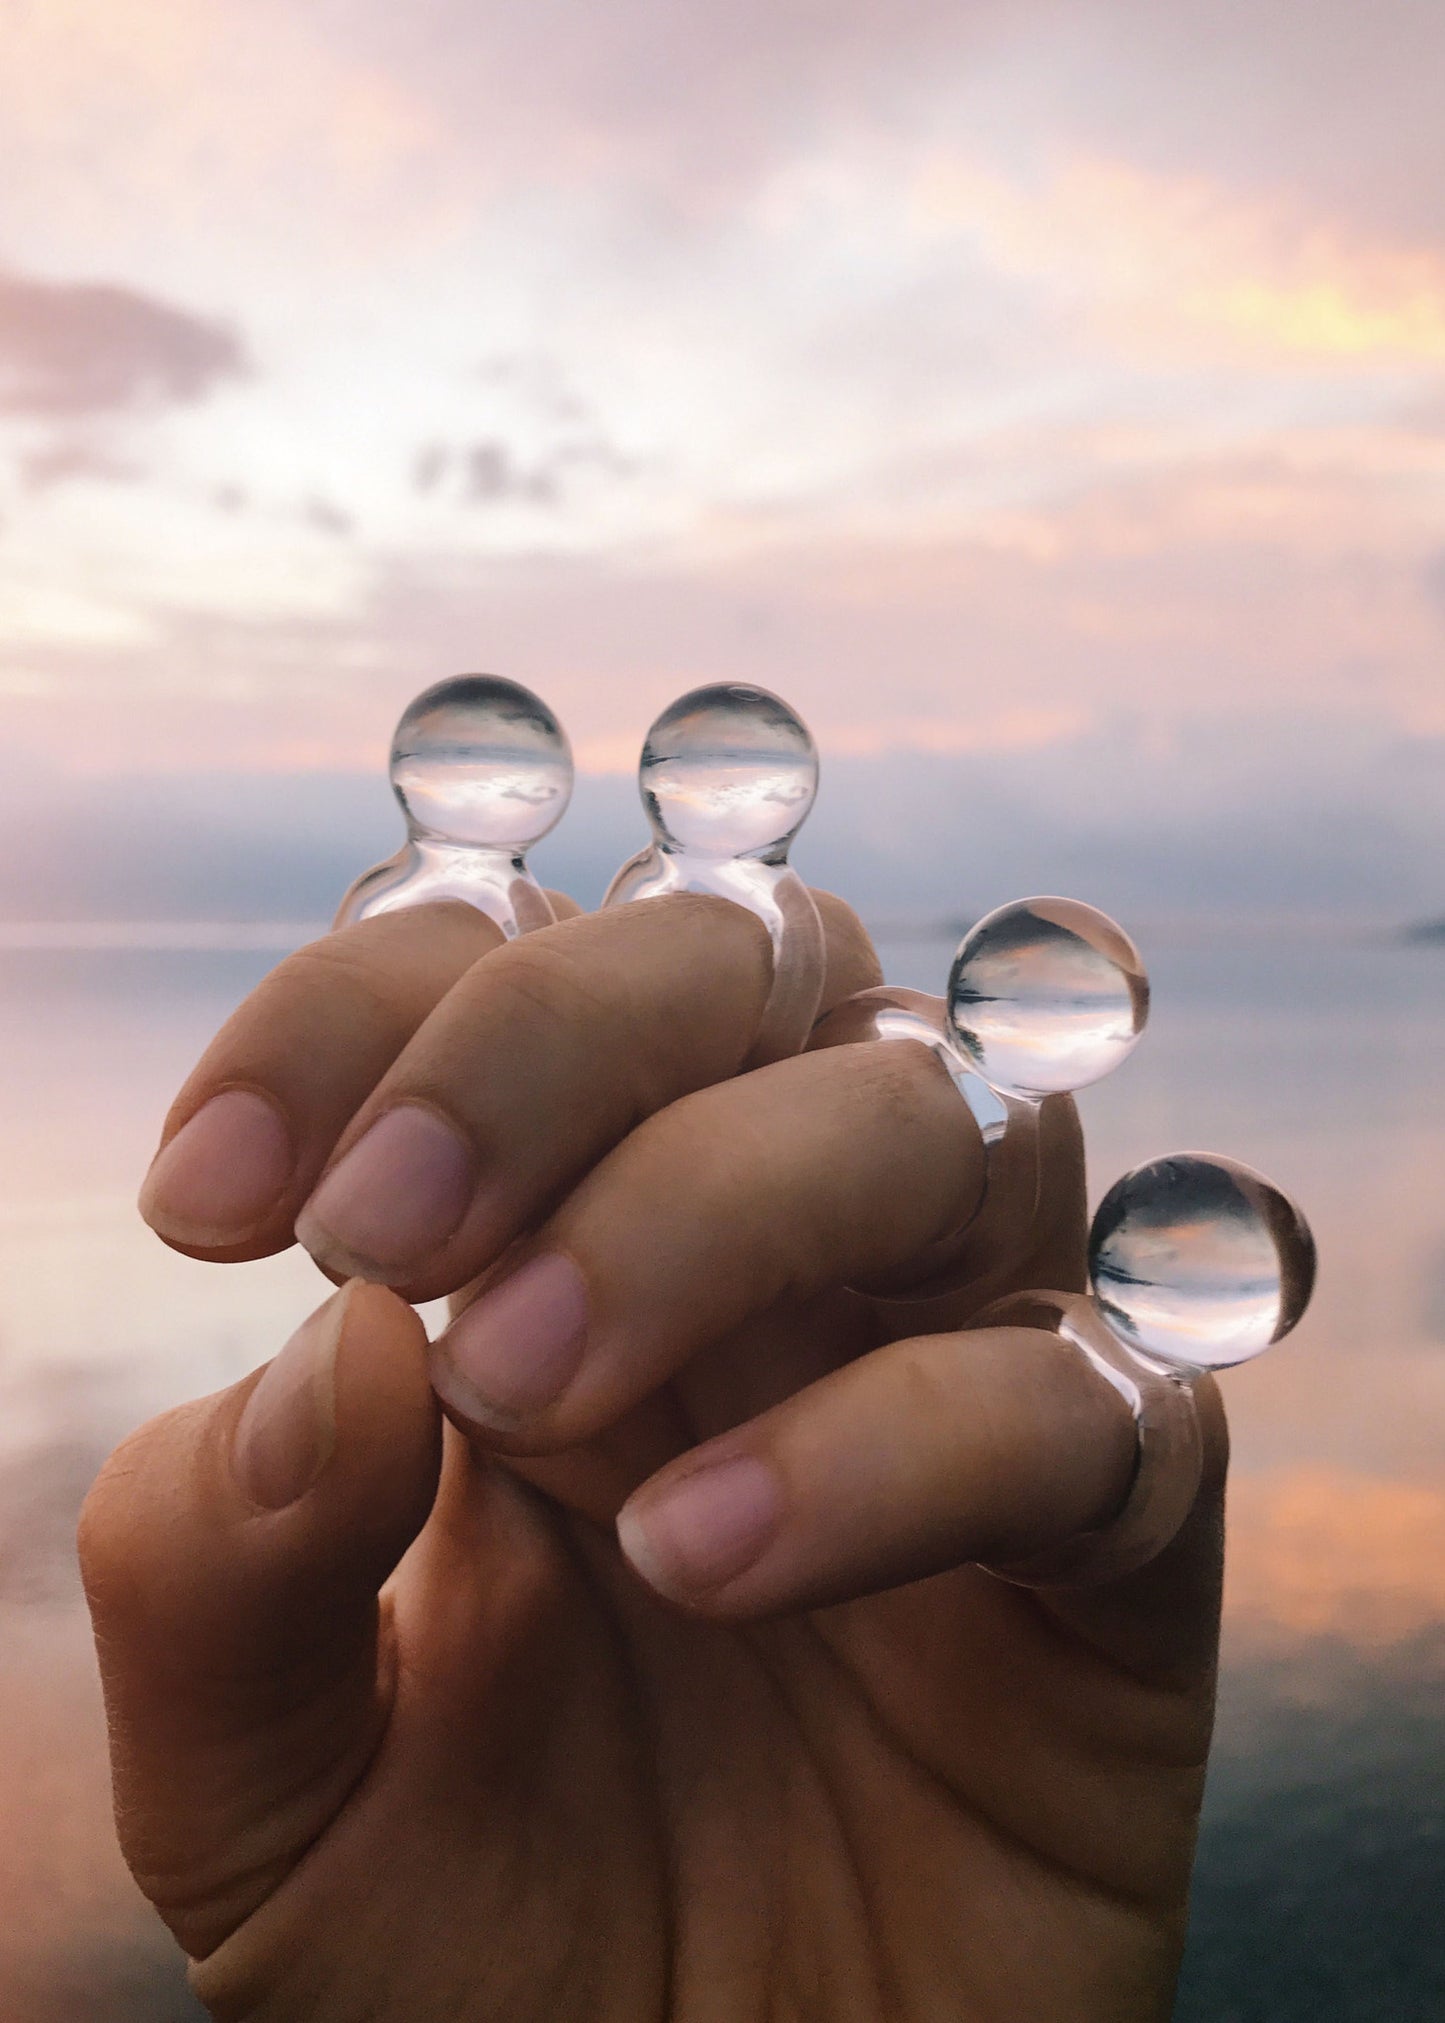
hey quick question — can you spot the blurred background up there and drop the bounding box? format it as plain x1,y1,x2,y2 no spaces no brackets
0,1,1441,2016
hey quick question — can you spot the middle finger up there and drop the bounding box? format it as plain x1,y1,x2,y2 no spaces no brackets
295,891,883,1302
429,1037,988,1452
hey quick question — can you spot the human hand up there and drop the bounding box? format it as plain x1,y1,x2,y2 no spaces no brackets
81,894,1225,2021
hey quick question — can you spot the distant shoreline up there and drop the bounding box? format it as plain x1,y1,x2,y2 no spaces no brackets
0,914,1440,954
0,922,331,953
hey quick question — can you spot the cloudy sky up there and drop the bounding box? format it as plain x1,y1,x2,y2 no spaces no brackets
1,0,1443,921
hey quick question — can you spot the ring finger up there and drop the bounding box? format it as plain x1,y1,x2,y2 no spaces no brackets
429,1036,993,1453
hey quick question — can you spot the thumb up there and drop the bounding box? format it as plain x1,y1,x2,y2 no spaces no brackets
79,1279,442,1960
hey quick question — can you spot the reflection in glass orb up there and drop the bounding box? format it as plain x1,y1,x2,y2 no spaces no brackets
639,684,818,860
390,674,573,851
946,897,1149,1101
1088,1153,1317,1372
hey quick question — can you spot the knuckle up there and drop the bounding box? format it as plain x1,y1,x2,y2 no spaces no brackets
853,1033,958,1127
644,890,752,933
613,890,773,986
475,922,731,1121
277,933,422,1030
892,1337,964,1417
812,889,884,1003
482,936,612,1038
270,903,496,1029
331,898,494,959
540,887,584,921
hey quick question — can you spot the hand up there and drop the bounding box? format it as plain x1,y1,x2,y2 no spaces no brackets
80,894,1226,2022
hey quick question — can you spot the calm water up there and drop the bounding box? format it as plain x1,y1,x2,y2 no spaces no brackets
0,927,1441,2018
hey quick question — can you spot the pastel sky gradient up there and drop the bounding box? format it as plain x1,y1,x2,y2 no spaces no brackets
1,0,1443,919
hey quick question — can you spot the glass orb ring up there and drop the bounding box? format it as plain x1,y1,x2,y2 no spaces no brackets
334,674,574,938
946,897,1150,1103
1088,1152,1318,1373
604,683,825,1065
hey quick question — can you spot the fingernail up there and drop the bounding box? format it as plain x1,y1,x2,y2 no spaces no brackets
296,1104,474,1281
140,1088,293,1243
434,1253,588,1427
233,1288,348,1510
618,1455,783,1601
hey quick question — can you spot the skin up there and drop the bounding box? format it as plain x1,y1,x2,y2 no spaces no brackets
79,892,1227,2023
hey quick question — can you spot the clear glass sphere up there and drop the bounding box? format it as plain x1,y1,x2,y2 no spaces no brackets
1089,1153,1317,1372
390,674,573,851
639,684,818,860
946,897,1148,1100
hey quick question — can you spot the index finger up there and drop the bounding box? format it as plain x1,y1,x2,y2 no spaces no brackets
139,890,882,1289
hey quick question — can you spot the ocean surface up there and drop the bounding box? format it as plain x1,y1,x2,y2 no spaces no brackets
0,924,1441,2019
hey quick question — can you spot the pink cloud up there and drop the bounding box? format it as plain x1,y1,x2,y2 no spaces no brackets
0,270,248,416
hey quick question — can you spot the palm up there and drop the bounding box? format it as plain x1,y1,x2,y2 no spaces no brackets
191,1283,1218,2023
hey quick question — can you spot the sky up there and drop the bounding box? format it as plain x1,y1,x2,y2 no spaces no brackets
1,0,1443,923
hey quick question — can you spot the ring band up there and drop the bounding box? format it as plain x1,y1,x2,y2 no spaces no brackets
810,986,1039,1293
970,1289,1204,1587
607,851,825,1065
743,862,827,1066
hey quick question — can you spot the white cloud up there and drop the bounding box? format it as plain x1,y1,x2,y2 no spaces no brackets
1,0,1442,923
